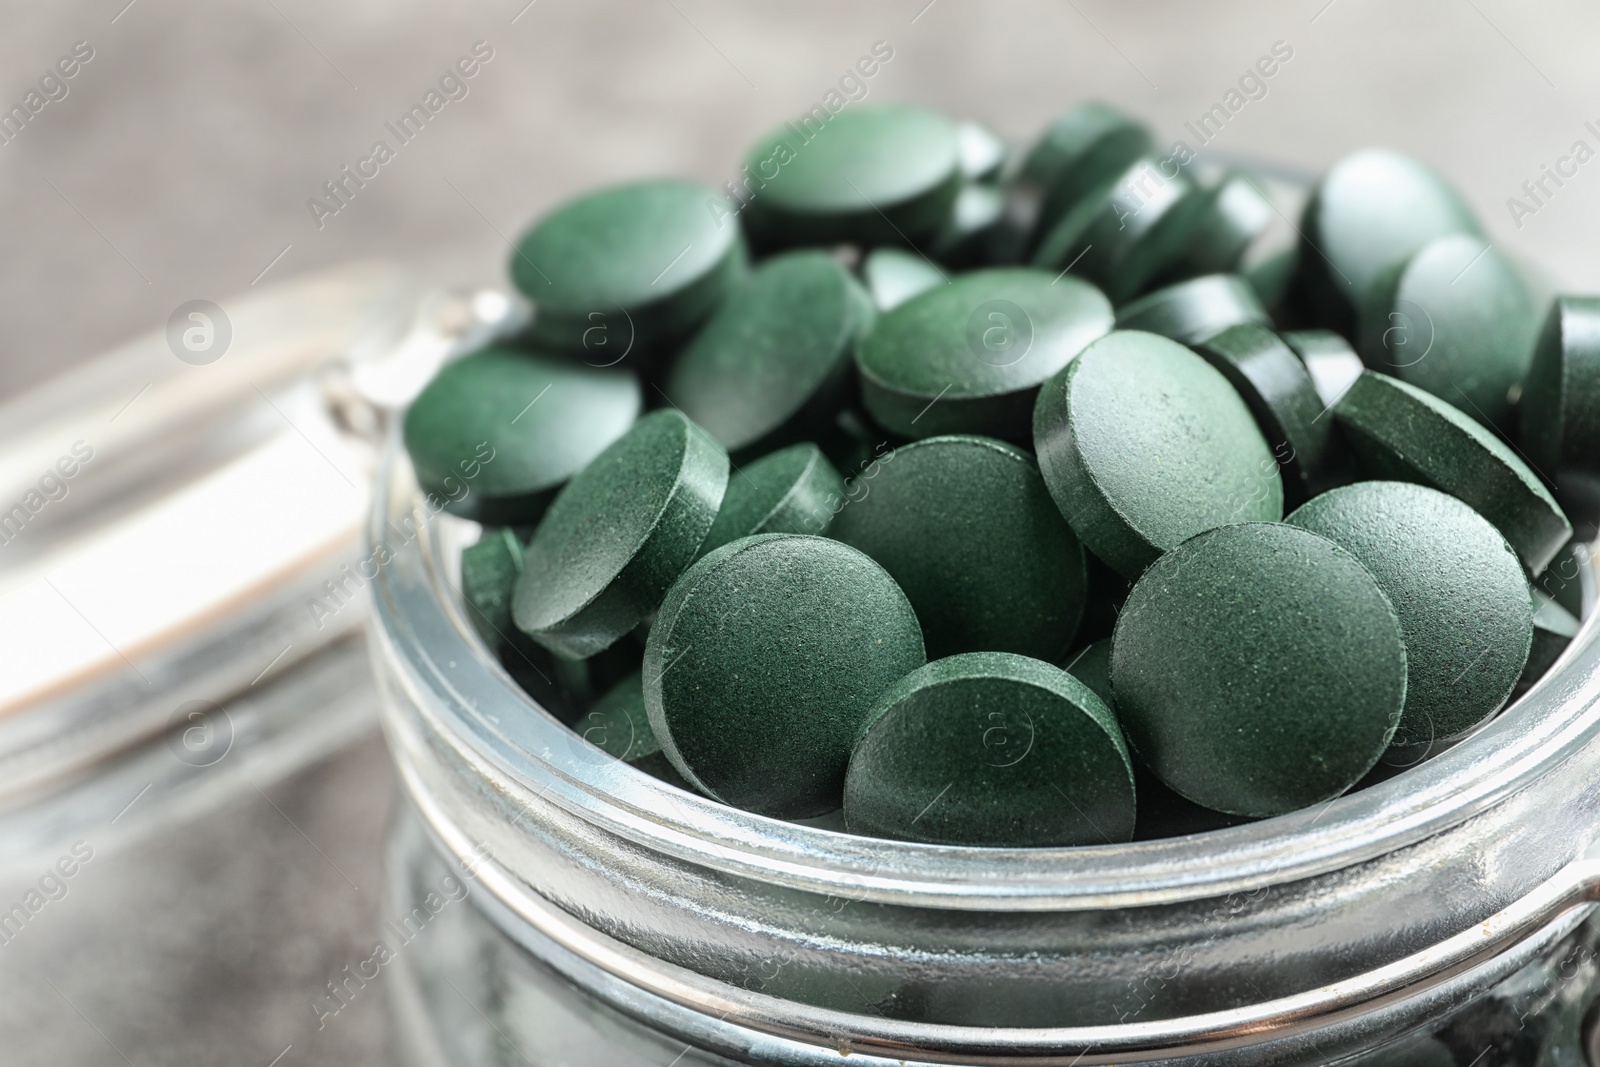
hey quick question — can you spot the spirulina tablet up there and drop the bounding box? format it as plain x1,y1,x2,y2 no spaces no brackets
1282,329,1363,410
1333,371,1571,575
1191,323,1339,505
862,247,947,311
855,268,1113,441
509,179,747,355
930,183,1007,267
645,534,925,818
1520,296,1600,529
1297,149,1480,332
698,442,846,556
842,652,1135,847
1180,172,1273,276
460,527,525,647
513,410,728,659
1033,330,1283,579
403,346,641,523
1114,274,1269,345
1015,102,1152,241
1289,481,1533,751
573,671,690,787
667,251,874,455
741,105,962,249
1111,522,1407,817
1360,234,1537,431
831,435,1087,661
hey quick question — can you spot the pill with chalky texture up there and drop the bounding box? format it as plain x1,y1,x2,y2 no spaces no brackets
856,268,1113,442
1333,371,1572,575
741,105,962,249
667,251,874,456
1520,296,1600,533
1033,330,1283,579
1297,149,1481,333
956,120,1007,182
509,179,747,356
1114,274,1269,345
862,247,947,311
1288,481,1533,752
513,410,728,660
403,346,641,524
831,435,1087,661
1516,589,1581,699
1030,159,1204,303
460,527,524,647
1282,329,1363,410
698,442,846,557
644,534,925,818
1111,522,1408,817
842,652,1135,847
572,671,692,788
1014,102,1152,243
1179,172,1273,276
1191,323,1340,506
1360,234,1537,432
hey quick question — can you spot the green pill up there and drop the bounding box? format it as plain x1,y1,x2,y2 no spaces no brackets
1114,274,1270,344
698,442,846,556
842,652,1135,847
956,120,1007,182
403,346,641,523
645,534,925,818
1179,172,1273,276
1191,323,1340,506
1111,522,1407,817
930,183,1007,267
1517,589,1581,698
1534,538,1590,619
741,104,962,248
1030,158,1204,303
1282,329,1363,410
1360,234,1537,432
862,247,947,311
1033,330,1283,579
831,435,1087,661
509,179,747,356
1298,149,1480,333
856,268,1113,441
513,410,729,659
1333,371,1572,575
571,671,691,788
1239,219,1300,312
460,527,525,647
1015,101,1152,243
666,251,874,456
1520,296,1600,531
1288,481,1533,751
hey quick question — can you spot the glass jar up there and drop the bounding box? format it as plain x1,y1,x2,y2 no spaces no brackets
369,434,1600,1065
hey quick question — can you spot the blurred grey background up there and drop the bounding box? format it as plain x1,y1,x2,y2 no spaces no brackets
3,0,1599,1063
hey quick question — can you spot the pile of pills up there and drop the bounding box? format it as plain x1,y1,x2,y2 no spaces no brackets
408,102,1596,846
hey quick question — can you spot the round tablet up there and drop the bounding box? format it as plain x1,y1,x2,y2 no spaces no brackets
1033,330,1283,579
1360,234,1537,432
1180,172,1273,275
842,652,1135,846
1288,481,1533,750
856,268,1113,441
1191,323,1341,506
741,105,962,248
830,435,1087,661
1298,149,1480,331
573,671,692,788
1333,371,1572,576
930,183,1006,267
1016,102,1152,243
862,247,947,311
644,534,925,818
460,527,524,647
1520,296,1600,530
1111,522,1407,817
698,442,846,556
513,410,729,659
509,179,747,355
666,251,874,455
1114,274,1269,345
403,346,641,523
1030,159,1205,303
1282,329,1363,410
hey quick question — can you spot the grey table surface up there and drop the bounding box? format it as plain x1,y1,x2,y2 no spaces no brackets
4,1,1600,1063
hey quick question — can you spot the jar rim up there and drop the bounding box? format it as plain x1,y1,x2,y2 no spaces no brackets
371,432,1600,910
